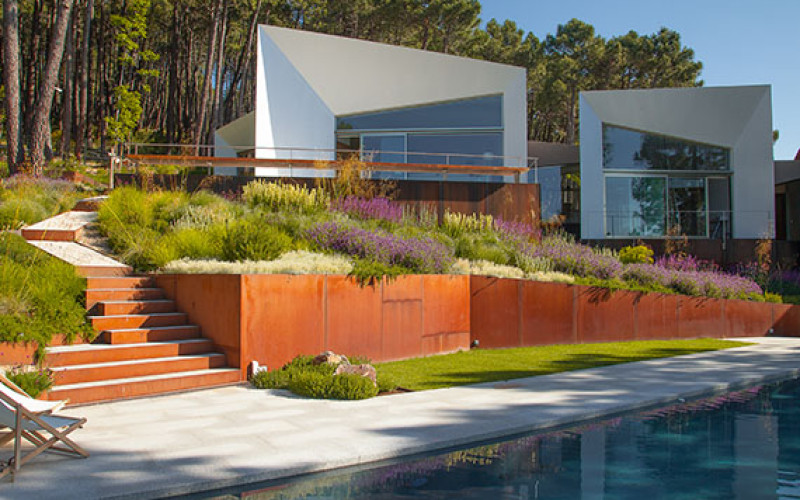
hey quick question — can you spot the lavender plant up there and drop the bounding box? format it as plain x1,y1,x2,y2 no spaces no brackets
307,221,453,274
533,237,623,280
332,196,403,224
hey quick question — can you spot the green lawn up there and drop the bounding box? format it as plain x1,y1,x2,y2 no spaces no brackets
376,339,751,391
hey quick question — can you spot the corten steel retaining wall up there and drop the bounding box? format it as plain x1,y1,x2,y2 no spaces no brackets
154,274,470,376
114,174,541,225
470,276,800,349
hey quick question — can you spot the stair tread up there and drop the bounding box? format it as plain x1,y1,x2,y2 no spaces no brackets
88,312,185,319
102,325,199,333
49,368,240,391
47,338,211,353
50,353,225,371
99,299,173,304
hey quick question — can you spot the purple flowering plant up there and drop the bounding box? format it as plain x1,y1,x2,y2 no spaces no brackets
532,237,623,280
332,196,404,224
307,221,454,274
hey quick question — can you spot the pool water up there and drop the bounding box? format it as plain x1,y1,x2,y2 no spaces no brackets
193,377,800,499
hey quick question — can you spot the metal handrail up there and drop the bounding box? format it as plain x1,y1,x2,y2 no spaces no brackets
122,142,538,169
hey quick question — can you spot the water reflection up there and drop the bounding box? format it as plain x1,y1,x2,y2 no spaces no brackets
199,379,800,499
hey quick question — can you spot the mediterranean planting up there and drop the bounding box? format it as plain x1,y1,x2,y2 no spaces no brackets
97,181,778,302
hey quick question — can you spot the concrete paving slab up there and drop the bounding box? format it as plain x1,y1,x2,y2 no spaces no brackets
28,240,129,269
23,211,97,232
1,337,800,499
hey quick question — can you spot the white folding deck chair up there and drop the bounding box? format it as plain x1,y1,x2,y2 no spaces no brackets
0,374,66,415
0,389,87,476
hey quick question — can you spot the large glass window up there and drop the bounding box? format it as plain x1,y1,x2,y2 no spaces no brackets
406,133,503,166
337,95,502,131
603,125,730,171
362,135,406,164
668,177,706,237
605,177,666,237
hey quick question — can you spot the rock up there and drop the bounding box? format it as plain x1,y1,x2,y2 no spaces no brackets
312,351,349,366
334,364,377,386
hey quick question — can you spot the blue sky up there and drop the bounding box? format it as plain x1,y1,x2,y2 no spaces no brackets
480,0,799,160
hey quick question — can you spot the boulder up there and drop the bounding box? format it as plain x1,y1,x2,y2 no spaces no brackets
334,364,377,386
312,351,349,366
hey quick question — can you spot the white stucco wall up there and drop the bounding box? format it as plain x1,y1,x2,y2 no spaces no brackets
255,27,335,174
580,85,775,240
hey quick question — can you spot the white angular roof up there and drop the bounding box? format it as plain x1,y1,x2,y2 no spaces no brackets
581,85,771,147
261,25,525,116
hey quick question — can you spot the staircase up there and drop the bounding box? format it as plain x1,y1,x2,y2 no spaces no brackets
43,275,241,405
23,207,242,406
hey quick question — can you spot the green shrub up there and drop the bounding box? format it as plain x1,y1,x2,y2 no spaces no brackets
0,176,90,229
454,233,511,265
349,258,410,285
6,367,54,398
251,354,383,400
242,181,329,214
619,245,654,264
327,373,379,400
221,218,294,262
0,234,92,349
288,371,378,400
441,211,494,238
376,374,398,393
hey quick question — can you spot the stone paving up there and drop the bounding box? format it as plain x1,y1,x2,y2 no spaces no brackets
1,337,799,499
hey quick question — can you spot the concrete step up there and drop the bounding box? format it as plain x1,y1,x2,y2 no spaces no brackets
98,300,176,316
98,325,201,344
45,369,242,405
45,339,215,366
89,313,188,331
51,353,227,385
86,288,165,309
86,276,155,290
21,211,97,242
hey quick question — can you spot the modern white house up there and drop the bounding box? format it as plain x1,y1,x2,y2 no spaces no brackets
579,85,775,240
214,25,528,179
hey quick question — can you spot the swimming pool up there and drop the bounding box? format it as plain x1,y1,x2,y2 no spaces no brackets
189,376,800,499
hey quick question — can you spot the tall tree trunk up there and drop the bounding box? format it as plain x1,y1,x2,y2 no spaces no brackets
194,0,223,152
23,0,42,144
3,0,24,171
60,14,75,157
76,0,93,157
30,0,75,171
224,0,262,122
208,1,228,149
166,2,182,145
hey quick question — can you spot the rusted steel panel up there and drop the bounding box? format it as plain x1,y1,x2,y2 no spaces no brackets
422,275,470,337
633,292,681,340
576,287,637,343
242,275,325,372
325,276,383,360
677,297,726,339
470,276,520,348
381,300,423,361
520,281,575,346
